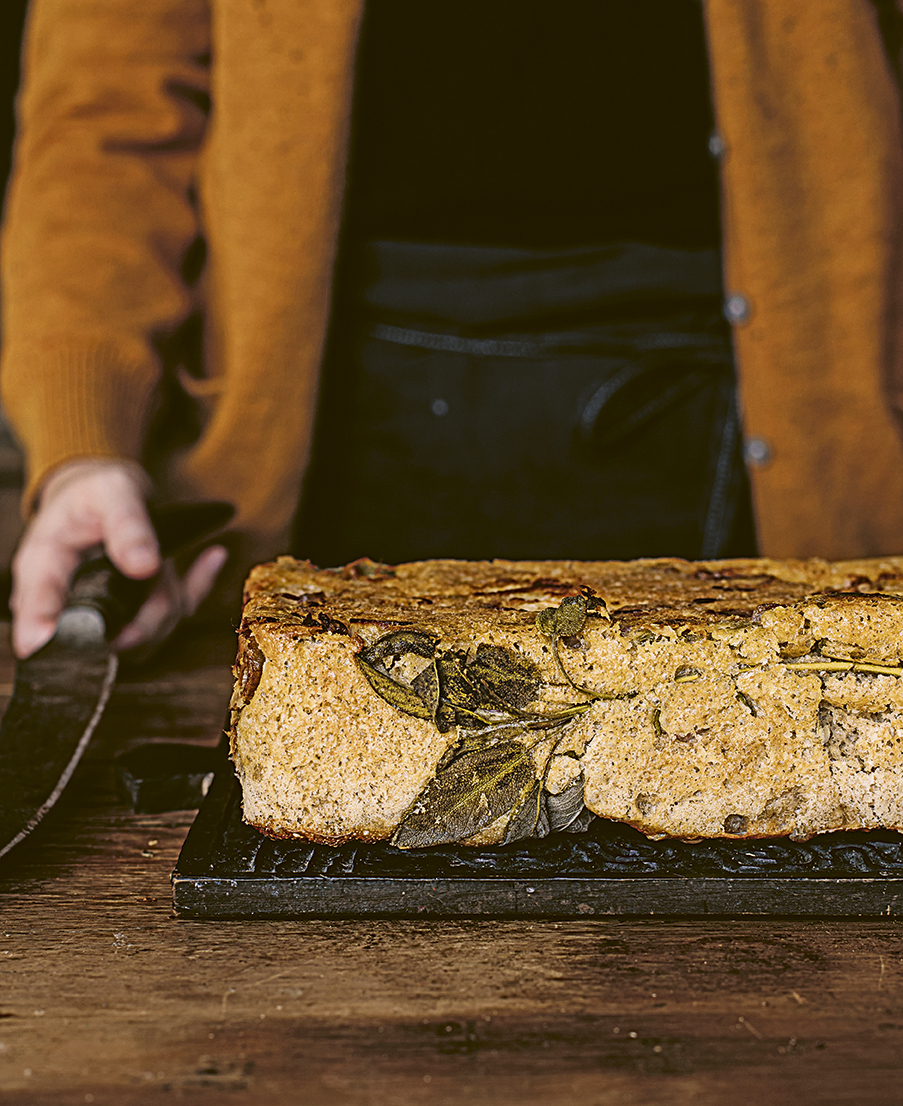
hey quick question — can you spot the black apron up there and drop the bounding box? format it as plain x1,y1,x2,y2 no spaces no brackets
294,240,756,566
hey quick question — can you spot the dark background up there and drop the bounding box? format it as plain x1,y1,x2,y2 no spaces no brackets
1,0,29,205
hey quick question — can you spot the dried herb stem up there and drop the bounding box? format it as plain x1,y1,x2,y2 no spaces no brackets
550,636,598,697
536,595,600,698
522,700,597,728
460,700,597,740
783,661,853,672
783,660,903,676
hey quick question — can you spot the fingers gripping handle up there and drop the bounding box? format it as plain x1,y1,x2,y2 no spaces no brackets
66,556,152,643
65,502,234,642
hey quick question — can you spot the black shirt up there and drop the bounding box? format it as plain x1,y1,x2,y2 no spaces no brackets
342,0,721,249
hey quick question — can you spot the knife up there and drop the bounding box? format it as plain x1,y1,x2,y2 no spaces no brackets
0,501,233,861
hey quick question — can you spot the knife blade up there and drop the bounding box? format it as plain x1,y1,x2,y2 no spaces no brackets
0,501,233,861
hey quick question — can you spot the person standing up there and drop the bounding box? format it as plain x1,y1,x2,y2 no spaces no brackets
4,0,903,657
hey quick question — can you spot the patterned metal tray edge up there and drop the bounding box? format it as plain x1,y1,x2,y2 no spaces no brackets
171,767,903,917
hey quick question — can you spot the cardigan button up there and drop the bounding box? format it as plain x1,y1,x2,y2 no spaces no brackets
744,437,773,468
708,132,726,159
724,293,752,325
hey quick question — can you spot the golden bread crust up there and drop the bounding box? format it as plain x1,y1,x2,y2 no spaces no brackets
231,555,903,846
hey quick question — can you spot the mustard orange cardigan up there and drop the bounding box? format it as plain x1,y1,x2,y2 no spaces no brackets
3,0,903,561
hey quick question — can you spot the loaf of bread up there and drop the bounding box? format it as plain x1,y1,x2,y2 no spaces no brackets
229,555,903,847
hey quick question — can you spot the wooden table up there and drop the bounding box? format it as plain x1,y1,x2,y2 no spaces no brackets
1,624,901,1104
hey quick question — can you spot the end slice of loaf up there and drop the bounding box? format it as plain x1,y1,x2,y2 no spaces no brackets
230,555,903,847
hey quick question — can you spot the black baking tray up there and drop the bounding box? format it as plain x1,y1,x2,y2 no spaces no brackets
172,764,903,917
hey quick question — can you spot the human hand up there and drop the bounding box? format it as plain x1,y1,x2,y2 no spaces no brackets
10,459,227,658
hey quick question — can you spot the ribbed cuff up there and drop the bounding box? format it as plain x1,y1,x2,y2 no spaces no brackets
0,341,159,515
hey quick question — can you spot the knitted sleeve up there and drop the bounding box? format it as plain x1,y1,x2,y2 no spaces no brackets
0,0,210,511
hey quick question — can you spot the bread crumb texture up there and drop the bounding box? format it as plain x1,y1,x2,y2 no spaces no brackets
230,555,903,845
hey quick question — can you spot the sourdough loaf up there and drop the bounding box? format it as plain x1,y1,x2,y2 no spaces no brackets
230,555,903,846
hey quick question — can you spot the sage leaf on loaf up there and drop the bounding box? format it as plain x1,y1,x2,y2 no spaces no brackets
465,643,541,711
355,629,442,723
356,656,435,721
432,646,540,728
502,777,548,843
436,726,516,772
535,595,595,694
434,652,476,708
536,594,588,640
412,659,457,732
391,740,539,849
359,629,437,666
411,658,440,714
433,651,502,728
354,624,602,847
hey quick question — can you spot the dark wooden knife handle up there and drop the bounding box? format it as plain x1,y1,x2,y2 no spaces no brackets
67,501,234,639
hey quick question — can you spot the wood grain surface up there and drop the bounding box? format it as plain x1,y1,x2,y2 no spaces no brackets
0,623,902,1104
